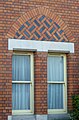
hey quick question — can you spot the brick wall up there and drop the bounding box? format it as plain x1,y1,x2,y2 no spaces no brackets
34,52,47,114
0,0,79,120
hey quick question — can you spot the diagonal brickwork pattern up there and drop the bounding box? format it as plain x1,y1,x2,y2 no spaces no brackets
14,15,68,42
7,7,74,42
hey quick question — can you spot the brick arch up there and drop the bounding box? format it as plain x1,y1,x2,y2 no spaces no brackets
7,7,74,42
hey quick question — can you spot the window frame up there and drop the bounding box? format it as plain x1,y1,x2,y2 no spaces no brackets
47,53,67,114
12,51,34,115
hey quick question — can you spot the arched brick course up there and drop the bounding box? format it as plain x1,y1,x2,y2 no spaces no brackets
7,7,74,42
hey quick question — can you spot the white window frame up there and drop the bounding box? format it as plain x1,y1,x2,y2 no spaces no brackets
48,53,67,114
12,51,34,115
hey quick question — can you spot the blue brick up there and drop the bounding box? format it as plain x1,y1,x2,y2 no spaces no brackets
16,32,20,37
59,30,64,35
30,18,32,21
54,32,60,40
50,27,55,34
25,21,30,26
39,26,45,33
31,37,35,40
34,20,40,27
54,22,60,29
49,19,53,23
61,39,65,42
39,15,45,22
44,20,50,28
21,36,26,39
42,37,46,41
34,31,40,38
64,34,68,39
19,25,25,31
45,32,51,39
24,30,30,38
51,38,56,41
29,25,35,32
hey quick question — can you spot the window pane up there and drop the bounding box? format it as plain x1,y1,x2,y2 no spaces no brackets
48,56,64,81
12,55,30,81
12,84,30,110
48,84,63,109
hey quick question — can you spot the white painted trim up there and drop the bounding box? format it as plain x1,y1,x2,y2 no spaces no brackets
12,81,32,83
8,39,74,53
8,116,12,120
12,110,33,115
30,53,34,114
48,109,67,114
47,81,65,84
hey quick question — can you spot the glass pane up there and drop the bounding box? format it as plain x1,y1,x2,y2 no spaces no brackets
12,84,30,110
48,84,63,109
48,56,64,81
12,55,30,81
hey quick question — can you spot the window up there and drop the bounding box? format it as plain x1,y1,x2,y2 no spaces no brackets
12,52,34,115
48,54,67,114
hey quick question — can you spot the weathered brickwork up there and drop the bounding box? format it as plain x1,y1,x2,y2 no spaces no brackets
0,1,79,120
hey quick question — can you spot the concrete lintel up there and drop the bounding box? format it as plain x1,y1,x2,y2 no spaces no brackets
8,116,12,120
8,39,74,53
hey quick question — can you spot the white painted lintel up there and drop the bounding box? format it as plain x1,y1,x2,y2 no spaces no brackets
8,39,74,53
